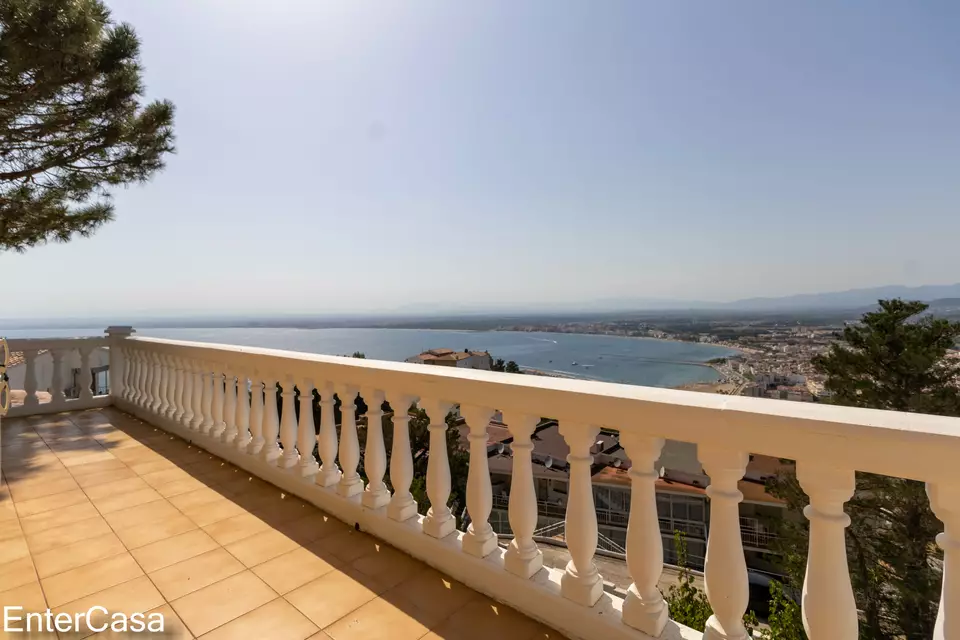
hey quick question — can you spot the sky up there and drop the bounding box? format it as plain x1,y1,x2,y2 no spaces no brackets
3,0,959,319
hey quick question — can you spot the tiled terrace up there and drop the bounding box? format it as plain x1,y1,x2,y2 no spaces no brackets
0,408,561,640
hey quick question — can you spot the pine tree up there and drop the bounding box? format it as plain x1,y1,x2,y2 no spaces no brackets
0,0,175,252
767,299,960,638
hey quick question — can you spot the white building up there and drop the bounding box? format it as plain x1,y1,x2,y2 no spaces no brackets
6,347,110,397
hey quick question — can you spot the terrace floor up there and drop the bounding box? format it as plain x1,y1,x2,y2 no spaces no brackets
0,408,562,640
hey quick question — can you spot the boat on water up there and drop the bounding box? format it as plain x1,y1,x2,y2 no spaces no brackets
571,361,577,365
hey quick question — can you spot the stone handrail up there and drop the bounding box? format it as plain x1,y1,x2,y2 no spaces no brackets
22,331,960,640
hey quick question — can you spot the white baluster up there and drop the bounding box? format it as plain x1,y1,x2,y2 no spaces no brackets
337,385,363,498
248,379,264,455
165,356,178,418
22,350,39,408
222,370,237,443
211,371,225,438
297,379,319,476
387,393,417,521
502,411,543,578
120,347,133,401
50,350,66,407
181,359,194,428
798,462,857,640
160,356,173,416
701,447,750,640
200,368,214,434
235,372,250,450
620,434,667,635
172,358,185,422
461,405,496,557
78,346,94,402
150,353,163,413
928,481,960,640
133,350,145,406
315,383,341,487
421,399,455,538
261,379,281,463
190,364,204,430
361,389,390,508
559,422,603,606
279,377,299,468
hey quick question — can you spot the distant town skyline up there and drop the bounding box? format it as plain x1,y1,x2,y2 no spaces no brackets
2,1,958,319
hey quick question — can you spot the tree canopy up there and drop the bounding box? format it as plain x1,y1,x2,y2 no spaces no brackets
0,0,174,252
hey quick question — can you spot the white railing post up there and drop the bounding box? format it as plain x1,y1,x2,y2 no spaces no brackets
461,405,496,557
247,378,264,455
387,393,417,521
337,384,364,498
361,388,390,508
180,358,194,428
200,367,214,434
798,462,858,640
78,345,94,402
927,481,960,640
22,350,39,408
315,382,341,488
192,364,207,431
620,434,667,636
133,350,146,406
502,411,543,579
296,379,318,476
279,377,299,468
222,370,237,444
235,371,251,450
211,371,225,438
149,352,162,413
159,355,173,416
105,326,134,400
172,358,185,421
421,398,456,539
261,378,281,463
700,447,750,640
559,421,603,606
50,349,67,408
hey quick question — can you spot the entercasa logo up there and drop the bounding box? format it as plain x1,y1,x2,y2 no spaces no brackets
4,606,165,634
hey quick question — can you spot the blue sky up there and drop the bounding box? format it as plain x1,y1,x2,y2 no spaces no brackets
3,1,959,318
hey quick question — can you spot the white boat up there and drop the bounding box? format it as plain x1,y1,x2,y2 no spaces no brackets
571,361,577,365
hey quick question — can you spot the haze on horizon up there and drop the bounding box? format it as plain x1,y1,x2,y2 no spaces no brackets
2,1,958,320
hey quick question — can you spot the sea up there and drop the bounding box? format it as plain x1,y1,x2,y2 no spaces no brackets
3,327,739,388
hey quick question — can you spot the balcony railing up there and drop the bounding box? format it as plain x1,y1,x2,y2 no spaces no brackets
740,516,778,550
6,328,960,640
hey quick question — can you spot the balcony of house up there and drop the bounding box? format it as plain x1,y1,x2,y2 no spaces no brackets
3,328,960,640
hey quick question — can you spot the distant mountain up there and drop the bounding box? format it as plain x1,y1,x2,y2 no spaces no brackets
722,284,960,311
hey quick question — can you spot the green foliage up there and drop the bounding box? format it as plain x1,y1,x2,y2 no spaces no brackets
664,532,713,631
504,360,521,373
351,352,366,359
492,358,506,372
759,581,806,640
0,0,175,252
768,299,960,639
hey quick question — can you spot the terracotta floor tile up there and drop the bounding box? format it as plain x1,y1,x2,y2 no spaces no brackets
324,595,435,640
385,569,481,623
349,545,425,590
74,466,138,488
41,552,144,607
285,568,385,629
156,477,207,498
250,495,314,525
168,487,224,512
33,531,126,578
274,512,350,546
423,598,542,640
180,497,247,527
7,476,79,502
0,535,30,565
108,604,194,640
60,450,117,468
18,500,100,536
131,529,219,573
53,575,165,637
0,580,47,614
0,555,38,592
24,516,112,555
252,547,340,595
128,458,178,475
82,476,151,501
113,512,198,549
13,488,89,518
200,597,318,640
92,486,164,514
67,457,129,477
149,548,245,601
103,499,180,531
311,530,380,564
141,468,194,489
0,517,23,542
170,570,277,636
201,512,269,546
224,529,300,568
